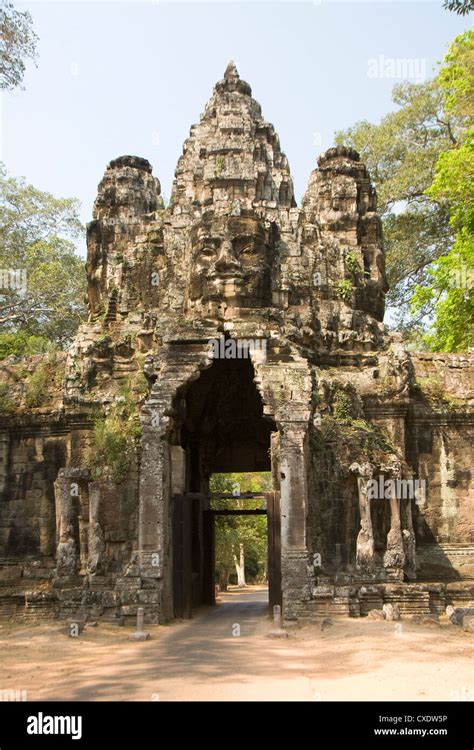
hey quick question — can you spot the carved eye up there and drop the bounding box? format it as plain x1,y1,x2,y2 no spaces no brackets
199,246,215,258
239,242,256,257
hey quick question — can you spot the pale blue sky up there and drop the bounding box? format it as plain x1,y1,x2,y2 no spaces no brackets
2,1,471,257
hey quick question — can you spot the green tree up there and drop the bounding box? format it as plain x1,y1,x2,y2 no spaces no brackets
411,31,474,351
336,79,459,335
336,32,473,347
0,0,38,90
443,0,474,16
210,472,270,590
0,163,86,356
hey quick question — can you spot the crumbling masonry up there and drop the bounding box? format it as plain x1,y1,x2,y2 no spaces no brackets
0,63,472,623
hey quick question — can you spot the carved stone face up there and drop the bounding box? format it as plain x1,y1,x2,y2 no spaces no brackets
188,214,273,308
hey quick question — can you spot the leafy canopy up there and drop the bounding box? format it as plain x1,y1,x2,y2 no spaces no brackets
210,473,271,584
443,0,474,16
412,30,474,351
336,29,473,350
0,163,86,356
0,0,38,90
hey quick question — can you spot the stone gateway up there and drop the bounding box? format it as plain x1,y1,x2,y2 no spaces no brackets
0,63,472,624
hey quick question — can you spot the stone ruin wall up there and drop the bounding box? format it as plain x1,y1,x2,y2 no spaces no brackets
0,63,472,623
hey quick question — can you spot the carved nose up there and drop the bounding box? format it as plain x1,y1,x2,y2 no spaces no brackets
214,239,241,273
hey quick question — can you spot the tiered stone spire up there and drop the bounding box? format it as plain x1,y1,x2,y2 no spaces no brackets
171,61,295,216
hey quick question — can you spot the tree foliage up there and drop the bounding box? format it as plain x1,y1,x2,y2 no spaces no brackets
210,472,271,589
0,0,38,90
412,31,474,351
443,0,474,16
336,80,458,333
0,163,86,355
336,30,473,350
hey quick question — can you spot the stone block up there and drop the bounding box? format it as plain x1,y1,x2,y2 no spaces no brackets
0,567,23,581
129,630,149,641
462,616,474,633
368,609,385,620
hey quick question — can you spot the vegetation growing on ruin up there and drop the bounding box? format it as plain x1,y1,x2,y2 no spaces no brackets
0,332,50,359
314,414,394,465
215,155,226,177
24,350,65,408
311,381,395,464
333,389,357,421
328,382,364,421
334,279,354,302
411,375,464,408
345,249,362,276
311,389,322,408
0,383,15,414
88,377,143,483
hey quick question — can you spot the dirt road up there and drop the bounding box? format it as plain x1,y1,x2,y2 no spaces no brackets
0,587,472,701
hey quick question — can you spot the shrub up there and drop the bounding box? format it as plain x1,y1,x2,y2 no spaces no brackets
24,350,64,407
88,378,142,483
334,279,354,302
0,332,49,360
0,383,15,414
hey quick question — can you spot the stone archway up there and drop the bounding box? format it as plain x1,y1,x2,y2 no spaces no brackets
175,353,277,613
136,336,313,622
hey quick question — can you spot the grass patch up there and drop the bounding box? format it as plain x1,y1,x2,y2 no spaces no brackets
0,383,16,414
24,350,64,408
412,376,464,408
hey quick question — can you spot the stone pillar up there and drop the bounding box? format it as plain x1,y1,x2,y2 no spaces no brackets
54,470,76,576
350,462,375,573
382,459,406,579
0,433,8,554
279,422,312,619
170,446,186,495
88,481,105,574
137,403,172,621
401,494,417,580
138,405,166,552
0,432,8,499
280,425,307,549
383,492,405,578
270,431,281,492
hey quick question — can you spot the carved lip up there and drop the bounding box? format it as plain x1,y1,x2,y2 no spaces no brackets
208,271,244,282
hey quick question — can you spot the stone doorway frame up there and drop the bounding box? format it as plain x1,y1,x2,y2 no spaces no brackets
137,338,314,621
171,490,281,619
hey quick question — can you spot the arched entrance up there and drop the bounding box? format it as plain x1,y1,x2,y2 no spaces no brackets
172,355,280,617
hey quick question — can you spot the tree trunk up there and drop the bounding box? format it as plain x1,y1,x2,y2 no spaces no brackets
219,568,229,592
233,543,246,587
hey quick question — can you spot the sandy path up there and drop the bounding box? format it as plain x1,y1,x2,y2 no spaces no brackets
0,587,472,702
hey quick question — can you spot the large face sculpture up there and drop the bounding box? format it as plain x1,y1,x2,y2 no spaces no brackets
188,212,274,309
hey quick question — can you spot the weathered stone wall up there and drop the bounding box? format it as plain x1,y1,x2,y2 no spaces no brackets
408,353,473,580
0,426,67,558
